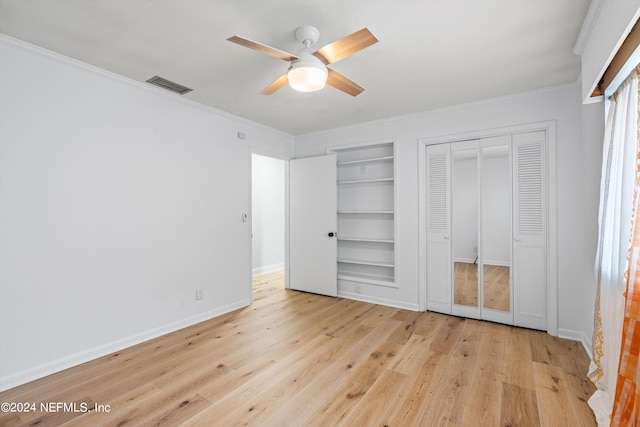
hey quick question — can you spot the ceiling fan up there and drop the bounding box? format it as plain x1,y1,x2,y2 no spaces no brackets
227,26,378,96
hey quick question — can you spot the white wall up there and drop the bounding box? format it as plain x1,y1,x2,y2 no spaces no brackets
0,36,294,391
251,154,285,275
295,83,601,344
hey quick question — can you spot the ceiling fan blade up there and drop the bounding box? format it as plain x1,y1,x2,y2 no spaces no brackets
262,73,289,95
326,68,364,97
227,36,298,62
313,28,378,65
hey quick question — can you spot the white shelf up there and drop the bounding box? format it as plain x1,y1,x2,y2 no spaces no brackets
338,237,394,243
338,210,394,214
338,177,394,185
334,141,395,293
338,272,395,287
338,258,394,268
337,156,394,166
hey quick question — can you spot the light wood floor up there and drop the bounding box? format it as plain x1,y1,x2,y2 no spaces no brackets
454,262,510,312
0,271,595,426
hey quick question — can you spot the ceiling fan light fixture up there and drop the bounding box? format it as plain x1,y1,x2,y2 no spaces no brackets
287,53,328,92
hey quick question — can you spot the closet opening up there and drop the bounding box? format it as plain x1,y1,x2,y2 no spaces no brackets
418,121,557,334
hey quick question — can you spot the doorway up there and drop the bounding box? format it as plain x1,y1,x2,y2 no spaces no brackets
251,153,287,292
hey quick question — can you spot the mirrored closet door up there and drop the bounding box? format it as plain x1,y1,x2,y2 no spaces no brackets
478,136,512,325
426,131,547,330
451,140,481,319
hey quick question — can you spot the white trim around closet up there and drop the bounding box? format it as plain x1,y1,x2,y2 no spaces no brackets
417,120,558,336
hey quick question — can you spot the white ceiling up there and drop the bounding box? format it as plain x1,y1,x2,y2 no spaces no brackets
0,0,591,135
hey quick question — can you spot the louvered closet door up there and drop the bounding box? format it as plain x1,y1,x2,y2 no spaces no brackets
426,144,452,314
512,131,547,330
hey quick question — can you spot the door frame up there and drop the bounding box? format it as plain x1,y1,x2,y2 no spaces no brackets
417,120,558,335
249,148,292,296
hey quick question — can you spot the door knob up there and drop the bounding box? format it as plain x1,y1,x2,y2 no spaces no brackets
328,232,335,237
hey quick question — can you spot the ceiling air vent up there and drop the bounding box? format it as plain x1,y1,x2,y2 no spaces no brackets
145,75,193,95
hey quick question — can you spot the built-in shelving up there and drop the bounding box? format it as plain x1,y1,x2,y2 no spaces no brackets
337,210,394,214
337,258,394,268
338,177,394,185
337,272,396,288
338,237,394,243
337,155,394,166
332,141,395,288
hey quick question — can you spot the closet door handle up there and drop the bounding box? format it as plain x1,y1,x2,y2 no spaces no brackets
328,232,335,237
444,235,450,240
514,237,521,242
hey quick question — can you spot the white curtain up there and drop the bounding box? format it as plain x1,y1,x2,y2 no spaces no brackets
589,69,639,426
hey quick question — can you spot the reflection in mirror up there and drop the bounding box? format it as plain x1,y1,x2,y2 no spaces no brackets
452,148,478,307
481,145,511,312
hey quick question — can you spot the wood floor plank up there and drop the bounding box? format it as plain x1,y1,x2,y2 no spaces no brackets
384,350,448,426
429,314,466,354
504,328,536,390
0,271,596,427
17,397,95,426
260,318,403,427
337,369,411,427
390,333,438,376
413,310,448,338
460,376,502,427
0,413,22,427
563,370,598,426
475,328,507,380
194,357,275,404
359,304,400,327
450,318,483,359
60,383,164,427
417,351,477,425
303,334,403,426
184,334,338,426
389,309,422,345
501,382,541,427
532,362,581,426
459,328,507,426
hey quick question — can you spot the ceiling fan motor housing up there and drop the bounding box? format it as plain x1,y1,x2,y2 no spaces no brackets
295,26,320,47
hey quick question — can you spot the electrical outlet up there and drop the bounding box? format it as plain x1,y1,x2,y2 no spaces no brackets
196,289,204,300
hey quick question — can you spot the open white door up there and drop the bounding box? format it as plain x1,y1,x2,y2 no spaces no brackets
290,154,337,296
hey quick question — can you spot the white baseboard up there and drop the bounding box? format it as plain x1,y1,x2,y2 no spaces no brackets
338,291,420,311
252,263,284,276
558,328,593,360
0,299,251,392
